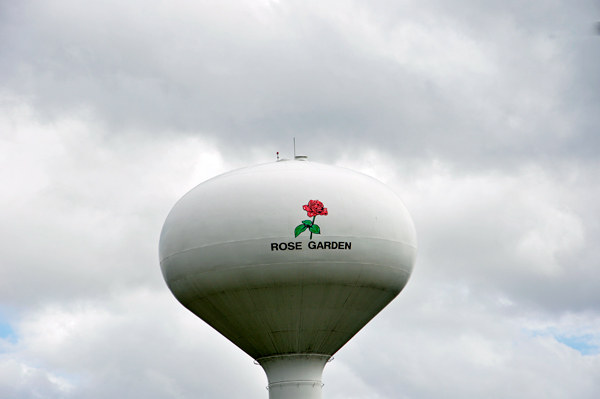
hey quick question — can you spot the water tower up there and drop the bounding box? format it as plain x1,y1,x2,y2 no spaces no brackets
159,157,417,399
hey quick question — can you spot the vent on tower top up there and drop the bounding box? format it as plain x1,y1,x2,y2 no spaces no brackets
294,154,308,161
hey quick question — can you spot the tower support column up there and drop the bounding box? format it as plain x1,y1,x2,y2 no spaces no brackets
257,354,331,399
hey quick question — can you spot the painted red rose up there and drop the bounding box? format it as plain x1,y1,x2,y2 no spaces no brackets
303,200,328,217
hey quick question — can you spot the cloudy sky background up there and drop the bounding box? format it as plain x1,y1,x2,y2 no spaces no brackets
1,0,600,397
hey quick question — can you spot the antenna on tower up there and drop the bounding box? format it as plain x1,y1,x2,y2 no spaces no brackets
293,138,296,158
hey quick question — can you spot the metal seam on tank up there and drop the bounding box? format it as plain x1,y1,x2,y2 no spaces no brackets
179,280,401,309
192,289,277,356
325,270,412,351
268,380,322,387
164,261,413,285
160,236,417,258
315,265,363,353
242,286,270,355
245,283,280,355
298,280,304,352
165,263,413,289
333,286,398,346
160,237,417,262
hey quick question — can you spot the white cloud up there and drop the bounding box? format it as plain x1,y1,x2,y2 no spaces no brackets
0,358,74,399
0,97,236,305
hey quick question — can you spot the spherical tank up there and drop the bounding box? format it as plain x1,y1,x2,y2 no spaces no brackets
159,159,417,399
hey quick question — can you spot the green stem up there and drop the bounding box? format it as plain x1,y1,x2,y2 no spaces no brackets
310,216,316,239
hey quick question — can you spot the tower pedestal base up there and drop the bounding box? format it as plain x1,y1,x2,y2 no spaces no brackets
257,354,331,399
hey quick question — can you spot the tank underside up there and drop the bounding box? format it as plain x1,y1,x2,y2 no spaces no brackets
163,245,414,359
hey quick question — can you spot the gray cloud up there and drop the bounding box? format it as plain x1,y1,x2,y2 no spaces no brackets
1,0,600,398
2,0,598,167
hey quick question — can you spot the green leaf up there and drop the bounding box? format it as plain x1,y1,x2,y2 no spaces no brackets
295,224,308,237
309,224,321,234
302,220,313,226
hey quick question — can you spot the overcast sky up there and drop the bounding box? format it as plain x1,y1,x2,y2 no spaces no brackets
1,0,600,398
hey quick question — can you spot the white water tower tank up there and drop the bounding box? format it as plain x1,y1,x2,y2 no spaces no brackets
159,159,417,399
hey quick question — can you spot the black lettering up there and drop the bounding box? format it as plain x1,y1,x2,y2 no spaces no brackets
308,241,316,249
288,242,295,250
295,242,302,250
338,241,344,249
279,243,287,250
331,242,338,249
324,242,331,249
271,243,278,251
345,242,351,250
317,242,324,249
